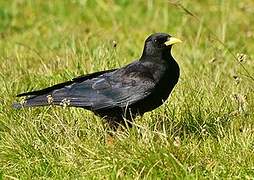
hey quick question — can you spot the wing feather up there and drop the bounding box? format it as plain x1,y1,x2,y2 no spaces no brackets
14,62,156,110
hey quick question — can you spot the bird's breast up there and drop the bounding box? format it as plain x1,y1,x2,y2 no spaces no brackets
133,60,179,114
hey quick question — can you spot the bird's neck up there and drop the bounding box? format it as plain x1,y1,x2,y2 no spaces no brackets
140,47,173,63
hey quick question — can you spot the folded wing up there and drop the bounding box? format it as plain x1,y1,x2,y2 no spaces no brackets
14,62,156,110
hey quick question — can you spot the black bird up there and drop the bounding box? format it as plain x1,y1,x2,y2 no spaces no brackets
13,33,181,128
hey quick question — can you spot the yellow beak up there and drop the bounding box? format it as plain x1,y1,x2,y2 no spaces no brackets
164,37,182,46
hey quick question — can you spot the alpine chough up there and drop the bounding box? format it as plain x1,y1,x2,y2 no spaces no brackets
13,33,181,127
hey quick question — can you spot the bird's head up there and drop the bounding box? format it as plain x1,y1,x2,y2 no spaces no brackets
141,33,182,59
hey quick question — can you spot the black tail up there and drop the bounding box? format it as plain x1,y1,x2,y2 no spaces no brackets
13,69,117,109
13,94,52,109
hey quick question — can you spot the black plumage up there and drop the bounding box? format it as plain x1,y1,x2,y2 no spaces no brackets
13,33,181,127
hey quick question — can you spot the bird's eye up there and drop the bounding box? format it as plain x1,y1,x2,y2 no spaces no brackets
154,39,157,43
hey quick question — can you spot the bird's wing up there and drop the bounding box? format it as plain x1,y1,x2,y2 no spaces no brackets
89,68,156,110
14,63,156,110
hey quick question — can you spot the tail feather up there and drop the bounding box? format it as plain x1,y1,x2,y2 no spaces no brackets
13,94,94,109
13,94,51,109
12,102,24,109
13,69,118,110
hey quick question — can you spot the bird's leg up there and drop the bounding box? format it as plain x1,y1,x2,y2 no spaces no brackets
105,116,121,145
106,133,115,145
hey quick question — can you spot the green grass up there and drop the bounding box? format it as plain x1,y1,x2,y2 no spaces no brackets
0,0,254,179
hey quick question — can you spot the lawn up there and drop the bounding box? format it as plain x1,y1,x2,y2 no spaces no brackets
0,0,253,179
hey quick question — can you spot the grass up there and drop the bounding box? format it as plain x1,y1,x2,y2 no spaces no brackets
0,0,254,179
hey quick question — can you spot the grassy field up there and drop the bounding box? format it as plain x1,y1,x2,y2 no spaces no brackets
0,0,254,179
